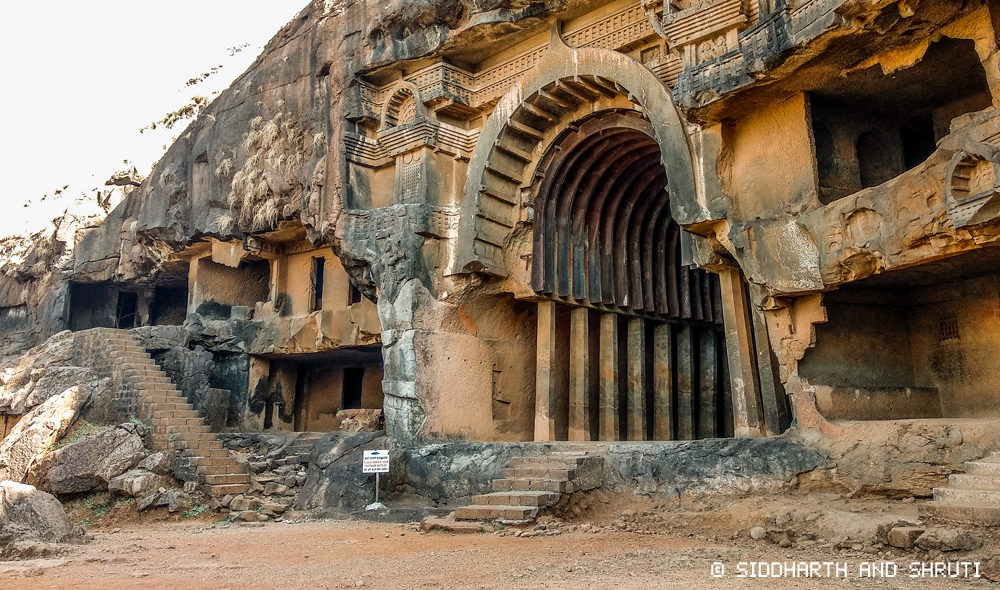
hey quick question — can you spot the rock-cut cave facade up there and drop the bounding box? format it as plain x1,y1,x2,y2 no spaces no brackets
4,0,1000,463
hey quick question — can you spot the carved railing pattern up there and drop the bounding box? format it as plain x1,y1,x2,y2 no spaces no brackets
362,3,661,117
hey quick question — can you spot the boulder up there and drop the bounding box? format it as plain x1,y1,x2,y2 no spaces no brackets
0,331,76,413
137,451,172,475
338,409,384,432
295,431,386,512
0,481,86,557
0,386,90,483
137,489,190,513
887,526,925,549
914,527,984,552
28,423,146,494
108,469,176,498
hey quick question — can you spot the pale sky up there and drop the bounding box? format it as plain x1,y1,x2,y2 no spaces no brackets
0,0,307,238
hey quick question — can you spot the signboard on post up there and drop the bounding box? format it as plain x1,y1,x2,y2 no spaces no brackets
363,449,390,509
363,450,390,473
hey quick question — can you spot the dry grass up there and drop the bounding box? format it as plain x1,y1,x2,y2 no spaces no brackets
215,157,234,178
225,106,311,232
215,214,236,233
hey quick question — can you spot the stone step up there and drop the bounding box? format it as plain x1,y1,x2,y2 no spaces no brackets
129,369,169,378
472,491,558,507
493,478,573,493
204,473,251,485
508,456,588,468
152,402,194,412
113,353,152,361
135,380,173,389
980,452,1000,464
142,395,183,405
197,463,241,475
933,487,1000,504
173,438,224,451
107,345,148,353
948,474,1000,491
207,483,249,496
454,505,538,521
167,424,212,434
125,366,166,376
152,409,200,420
172,432,220,443
182,448,230,460
964,461,1000,476
920,502,1000,526
502,467,575,480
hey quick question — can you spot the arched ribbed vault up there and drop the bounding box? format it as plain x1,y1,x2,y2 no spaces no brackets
532,111,719,322
531,110,732,444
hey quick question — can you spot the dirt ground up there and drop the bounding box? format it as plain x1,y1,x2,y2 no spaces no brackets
2,492,998,589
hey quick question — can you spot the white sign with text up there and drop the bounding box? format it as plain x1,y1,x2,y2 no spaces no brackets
362,449,390,474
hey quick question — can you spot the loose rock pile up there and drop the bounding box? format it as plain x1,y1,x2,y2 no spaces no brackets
214,432,324,521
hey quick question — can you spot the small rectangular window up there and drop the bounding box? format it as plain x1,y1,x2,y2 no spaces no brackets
312,257,325,312
939,314,960,343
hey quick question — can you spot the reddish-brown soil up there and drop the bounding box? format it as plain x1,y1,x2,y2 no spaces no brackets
2,492,997,589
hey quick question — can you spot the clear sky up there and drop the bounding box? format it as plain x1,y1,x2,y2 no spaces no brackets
0,0,307,238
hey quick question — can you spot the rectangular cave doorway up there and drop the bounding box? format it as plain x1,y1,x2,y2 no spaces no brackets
115,291,138,329
799,246,1000,420
269,345,384,433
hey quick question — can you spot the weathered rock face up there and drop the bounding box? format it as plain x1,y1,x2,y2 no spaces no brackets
0,481,85,556
27,423,147,495
295,431,388,512
0,331,77,414
0,386,90,483
601,436,824,497
0,330,117,427
799,419,1000,498
914,527,985,552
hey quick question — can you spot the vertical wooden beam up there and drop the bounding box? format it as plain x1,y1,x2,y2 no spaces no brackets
626,318,647,441
598,312,620,441
718,268,765,437
675,324,696,440
535,300,558,441
652,323,674,440
751,307,787,436
569,307,591,441
698,330,718,439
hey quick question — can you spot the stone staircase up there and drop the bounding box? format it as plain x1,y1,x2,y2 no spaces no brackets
102,329,250,496
454,452,603,523
920,451,1000,525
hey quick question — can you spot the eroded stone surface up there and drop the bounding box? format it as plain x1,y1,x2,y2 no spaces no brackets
0,386,90,483
28,423,147,495
0,481,85,557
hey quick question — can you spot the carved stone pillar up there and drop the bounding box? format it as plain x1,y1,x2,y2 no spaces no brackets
652,323,674,440
626,318,647,441
598,312,620,441
718,268,765,437
569,307,592,441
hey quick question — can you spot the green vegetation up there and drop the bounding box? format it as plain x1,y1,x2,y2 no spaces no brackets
182,504,210,518
51,421,110,450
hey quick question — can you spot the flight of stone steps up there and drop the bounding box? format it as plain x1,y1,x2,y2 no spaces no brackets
454,452,603,523
101,329,250,496
921,451,1000,525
